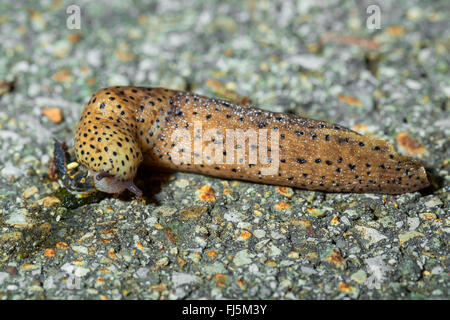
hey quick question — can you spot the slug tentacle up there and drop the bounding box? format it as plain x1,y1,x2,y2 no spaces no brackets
74,86,429,195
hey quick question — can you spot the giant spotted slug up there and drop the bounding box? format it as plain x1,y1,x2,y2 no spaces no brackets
74,86,429,196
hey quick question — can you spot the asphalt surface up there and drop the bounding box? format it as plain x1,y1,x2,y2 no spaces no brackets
0,0,448,300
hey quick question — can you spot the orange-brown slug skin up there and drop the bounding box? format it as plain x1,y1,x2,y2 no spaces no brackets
74,86,430,195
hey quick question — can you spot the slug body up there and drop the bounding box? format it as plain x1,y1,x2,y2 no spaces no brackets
74,86,429,196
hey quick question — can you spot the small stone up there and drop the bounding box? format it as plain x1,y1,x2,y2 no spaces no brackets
431,266,443,275
86,49,102,67
6,208,32,228
0,272,8,285
108,73,129,86
71,245,88,255
338,282,355,293
21,264,38,271
255,239,270,250
407,217,420,231
387,25,405,36
338,93,362,107
115,49,135,62
290,219,311,227
203,262,227,275
325,249,346,269
56,242,70,250
42,108,63,123
350,270,367,284
67,32,82,44
274,201,291,211
300,266,317,274
74,267,90,277
286,54,326,70
407,7,422,20
52,40,72,58
253,229,266,238
52,69,73,83
153,205,177,217
42,196,61,207
180,206,208,220
269,244,281,257
233,249,253,266
355,225,387,245
399,231,424,245
420,212,437,220
156,257,169,267
196,185,216,202
307,208,326,217
44,248,56,257
276,187,294,198
172,272,199,287
397,132,429,159
136,268,149,278
424,197,443,208
195,236,207,247
238,229,252,241
405,79,421,90
1,162,22,179
175,178,189,188
0,231,22,242
22,186,38,199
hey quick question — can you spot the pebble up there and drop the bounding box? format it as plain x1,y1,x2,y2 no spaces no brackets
71,245,88,255
286,54,326,70
268,244,281,257
0,272,9,285
86,49,103,67
42,108,63,123
175,178,189,188
42,196,61,207
156,257,169,267
74,267,90,278
6,208,32,228
51,40,72,58
203,262,227,275
354,226,387,245
224,211,241,222
399,231,424,245
196,185,216,202
1,162,22,179
180,206,207,220
171,272,199,287
22,186,38,199
350,270,368,284
253,229,266,238
300,266,318,275
153,205,177,217
407,217,420,231
136,268,149,278
425,197,443,207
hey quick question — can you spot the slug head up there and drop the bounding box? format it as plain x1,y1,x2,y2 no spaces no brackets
74,94,144,196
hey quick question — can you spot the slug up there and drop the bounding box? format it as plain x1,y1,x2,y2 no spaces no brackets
74,86,429,196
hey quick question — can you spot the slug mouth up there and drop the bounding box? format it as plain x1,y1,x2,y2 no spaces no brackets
89,170,126,194
90,169,143,197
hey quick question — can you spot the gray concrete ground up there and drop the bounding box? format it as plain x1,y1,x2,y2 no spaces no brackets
0,0,448,299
